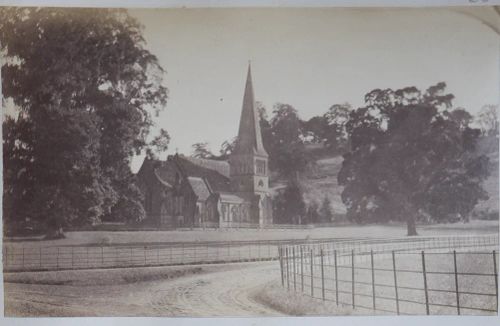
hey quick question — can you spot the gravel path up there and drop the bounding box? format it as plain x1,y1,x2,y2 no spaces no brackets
4,261,283,317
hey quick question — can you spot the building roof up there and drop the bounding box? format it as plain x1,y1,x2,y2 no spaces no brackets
219,192,245,204
171,155,231,193
183,156,230,178
154,169,172,188
187,177,211,201
232,63,268,157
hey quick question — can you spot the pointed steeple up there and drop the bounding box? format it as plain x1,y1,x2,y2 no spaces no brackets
233,63,268,157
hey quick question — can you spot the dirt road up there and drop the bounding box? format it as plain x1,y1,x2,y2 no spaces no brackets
4,261,283,317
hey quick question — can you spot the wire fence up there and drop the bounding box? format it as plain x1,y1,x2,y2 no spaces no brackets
278,235,499,315
3,234,498,273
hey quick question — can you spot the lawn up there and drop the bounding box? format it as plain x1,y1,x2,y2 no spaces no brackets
4,220,498,248
273,249,498,316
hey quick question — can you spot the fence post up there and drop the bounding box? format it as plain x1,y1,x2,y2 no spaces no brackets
301,246,304,292
334,249,339,305
279,247,284,287
293,247,296,291
392,251,400,315
493,250,498,311
22,247,25,269
371,250,376,311
422,251,430,315
101,246,104,266
144,246,147,265
4,247,7,269
71,247,74,269
453,250,460,315
56,247,60,269
286,247,290,290
86,247,89,267
321,249,325,301
310,248,314,297
39,247,42,269
352,250,355,309
157,247,160,265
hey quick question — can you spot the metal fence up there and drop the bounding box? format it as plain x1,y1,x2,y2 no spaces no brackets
3,234,498,273
278,235,499,315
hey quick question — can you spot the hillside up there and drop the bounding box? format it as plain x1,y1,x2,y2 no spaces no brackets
475,135,499,214
273,135,499,220
302,156,346,215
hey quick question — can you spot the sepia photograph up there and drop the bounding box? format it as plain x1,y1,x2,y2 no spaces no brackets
1,4,499,319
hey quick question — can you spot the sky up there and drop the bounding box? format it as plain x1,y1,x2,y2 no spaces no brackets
2,7,498,171
127,7,499,171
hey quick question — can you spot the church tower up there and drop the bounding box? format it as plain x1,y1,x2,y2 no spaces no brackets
229,64,272,226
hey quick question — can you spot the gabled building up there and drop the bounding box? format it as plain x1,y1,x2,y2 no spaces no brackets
136,64,273,228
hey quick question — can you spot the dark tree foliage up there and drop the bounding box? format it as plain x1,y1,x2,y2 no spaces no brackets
305,200,319,225
191,142,214,159
273,180,306,224
477,104,499,136
268,103,308,178
338,83,490,236
1,8,168,236
215,137,237,161
303,103,351,154
318,195,333,223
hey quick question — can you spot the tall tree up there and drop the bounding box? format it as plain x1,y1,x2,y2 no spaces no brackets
318,196,333,223
191,142,214,159
477,104,498,136
338,83,490,235
272,181,306,224
1,8,168,236
268,103,308,177
305,200,319,224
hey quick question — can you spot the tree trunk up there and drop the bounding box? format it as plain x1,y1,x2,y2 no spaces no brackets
45,227,65,239
407,215,418,236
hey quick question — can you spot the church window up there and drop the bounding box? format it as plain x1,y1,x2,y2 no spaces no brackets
258,180,264,187
231,205,239,221
256,159,266,175
221,203,228,221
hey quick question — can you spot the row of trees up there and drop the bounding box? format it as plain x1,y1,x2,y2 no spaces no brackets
192,102,352,178
272,180,334,225
1,8,170,237
191,87,496,234
2,9,496,237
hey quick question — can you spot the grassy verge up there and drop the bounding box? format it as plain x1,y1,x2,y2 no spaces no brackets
254,282,355,316
4,265,203,286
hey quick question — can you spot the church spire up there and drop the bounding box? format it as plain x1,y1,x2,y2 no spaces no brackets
234,63,268,157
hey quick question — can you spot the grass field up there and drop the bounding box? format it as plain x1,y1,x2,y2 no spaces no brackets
4,220,498,248
277,249,498,316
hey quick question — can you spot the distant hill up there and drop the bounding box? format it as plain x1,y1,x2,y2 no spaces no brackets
302,156,346,214
270,135,499,219
475,135,499,214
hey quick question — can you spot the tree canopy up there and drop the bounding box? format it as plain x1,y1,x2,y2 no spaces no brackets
338,83,490,235
1,8,168,236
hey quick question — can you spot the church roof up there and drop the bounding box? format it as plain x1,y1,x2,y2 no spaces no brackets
171,155,231,193
187,177,211,201
233,64,268,157
183,156,230,178
219,192,245,204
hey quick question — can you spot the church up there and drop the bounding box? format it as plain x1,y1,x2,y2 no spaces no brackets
136,65,273,228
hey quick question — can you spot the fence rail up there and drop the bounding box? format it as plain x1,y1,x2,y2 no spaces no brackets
278,234,499,315
3,234,498,273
